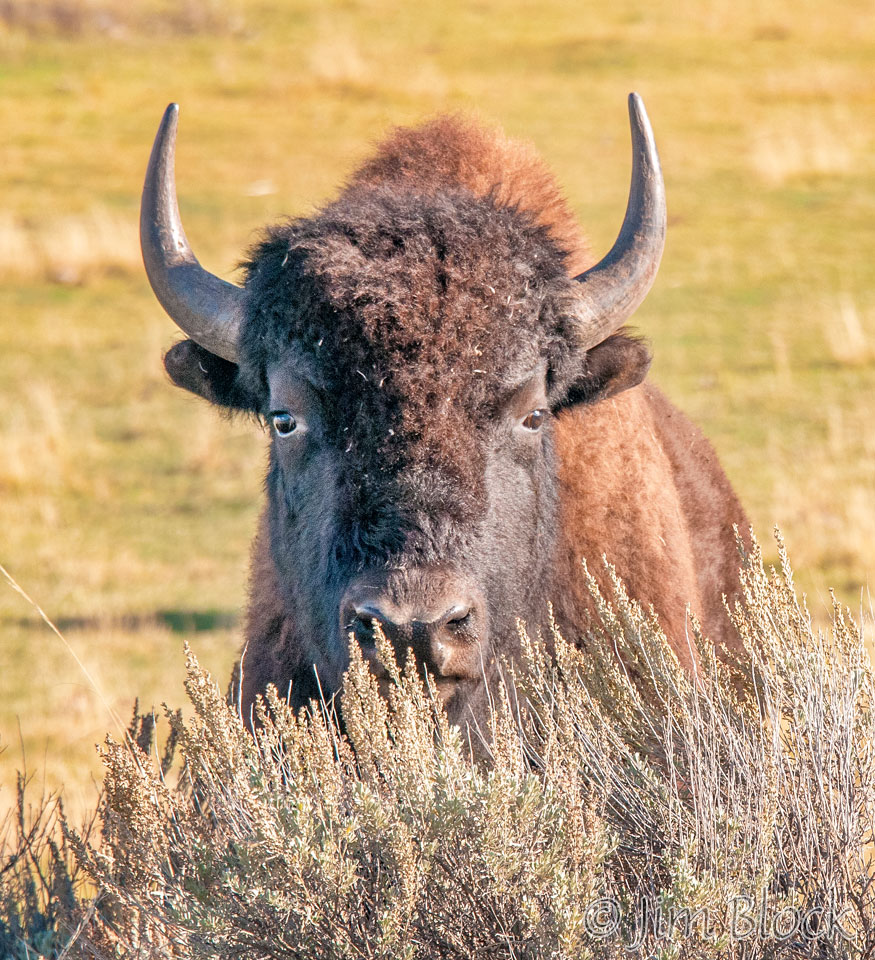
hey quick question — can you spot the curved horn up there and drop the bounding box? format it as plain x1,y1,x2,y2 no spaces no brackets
140,103,245,363
570,93,666,350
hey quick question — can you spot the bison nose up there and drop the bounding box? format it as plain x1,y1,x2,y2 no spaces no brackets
341,583,487,681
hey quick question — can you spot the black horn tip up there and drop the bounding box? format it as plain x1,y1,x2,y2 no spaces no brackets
156,103,179,139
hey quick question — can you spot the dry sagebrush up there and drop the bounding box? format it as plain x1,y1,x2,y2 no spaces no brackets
5,532,875,958
0,776,103,959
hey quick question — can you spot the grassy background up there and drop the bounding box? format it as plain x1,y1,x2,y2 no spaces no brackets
1,0,874,817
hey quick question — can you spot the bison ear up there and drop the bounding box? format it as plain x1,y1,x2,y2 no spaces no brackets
164,340,257,411
552,333,652,411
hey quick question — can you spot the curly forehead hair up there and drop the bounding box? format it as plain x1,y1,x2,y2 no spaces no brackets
239,186,577,402
235,113,596,413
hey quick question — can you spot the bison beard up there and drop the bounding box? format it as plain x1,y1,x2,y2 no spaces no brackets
141,97,749,732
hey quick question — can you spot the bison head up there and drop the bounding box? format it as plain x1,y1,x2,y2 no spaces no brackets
141,96,665,723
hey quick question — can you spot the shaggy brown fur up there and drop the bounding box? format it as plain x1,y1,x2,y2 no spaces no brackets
349,115,594,276
552,385,748,671
164,114,749,724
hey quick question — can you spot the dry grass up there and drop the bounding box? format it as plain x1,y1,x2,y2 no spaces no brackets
824,294,874,368
749,106,867,185
2,533,873,957
0,0,245,37
0,209,140,284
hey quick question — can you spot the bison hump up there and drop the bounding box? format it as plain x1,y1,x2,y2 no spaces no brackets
347,114,592,277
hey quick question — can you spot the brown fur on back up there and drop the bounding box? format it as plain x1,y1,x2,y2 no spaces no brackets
350,115,593,276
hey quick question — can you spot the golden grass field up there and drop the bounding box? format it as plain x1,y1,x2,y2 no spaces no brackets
1,0,874,818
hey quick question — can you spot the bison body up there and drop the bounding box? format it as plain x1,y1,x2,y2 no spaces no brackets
142,97,748,727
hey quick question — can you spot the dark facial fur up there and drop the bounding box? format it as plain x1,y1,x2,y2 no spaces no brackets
236,186,590,711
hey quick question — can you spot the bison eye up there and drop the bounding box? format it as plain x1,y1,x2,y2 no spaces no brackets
271,412,298,437
521,409,546,432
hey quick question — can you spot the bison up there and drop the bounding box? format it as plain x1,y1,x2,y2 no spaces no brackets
141,94,748,727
